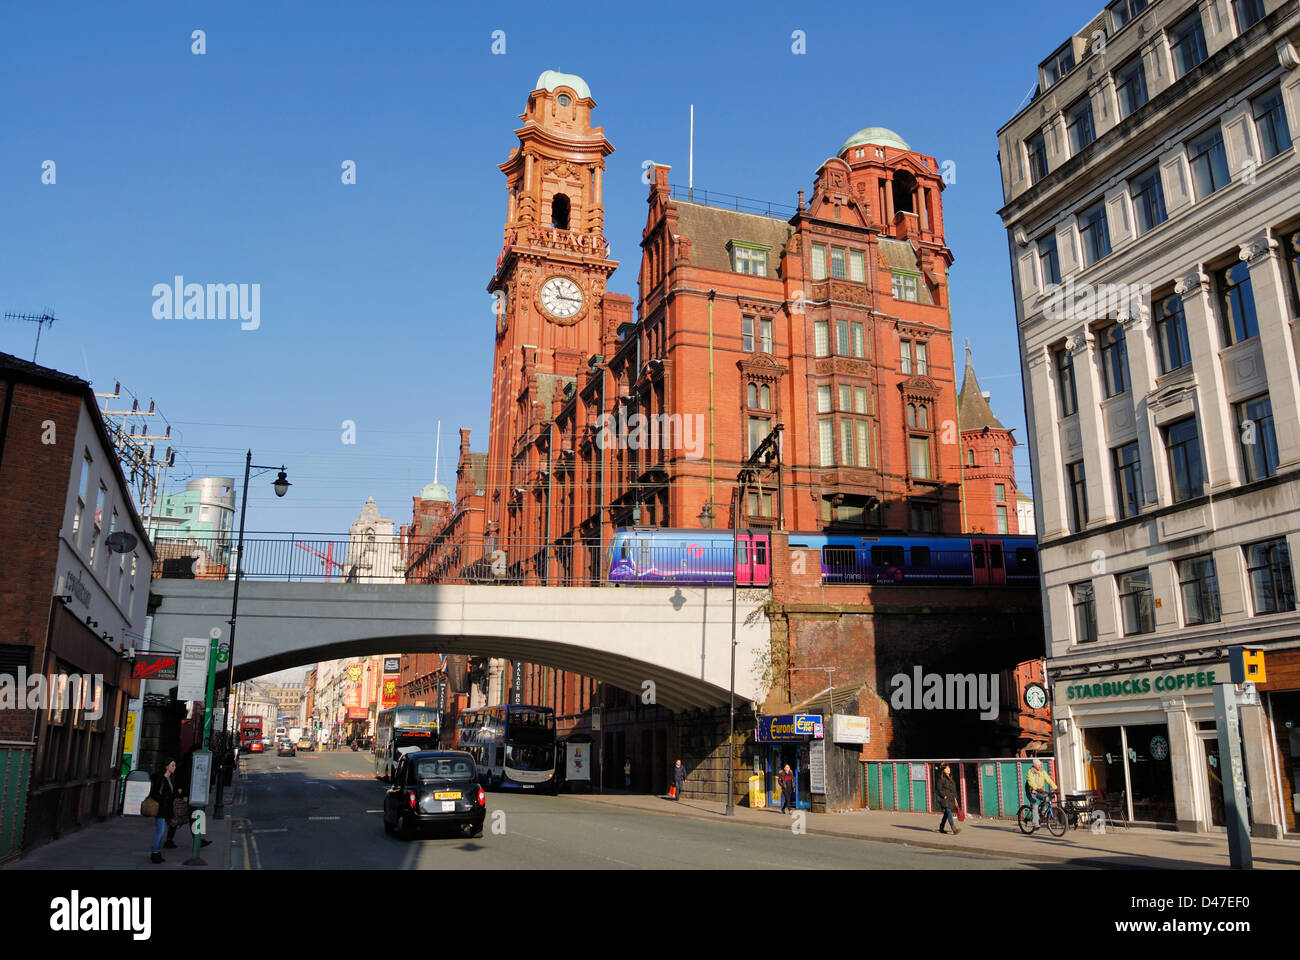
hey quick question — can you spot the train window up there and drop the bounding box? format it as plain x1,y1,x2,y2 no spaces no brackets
871,546,904,566
973,544,986,568
620,541,630,561
990,544,1004,569
735,542,748,564
1016,548,1038,571
755,540,768,565
910,546,931,567
638,540,649,567
823,546,856,570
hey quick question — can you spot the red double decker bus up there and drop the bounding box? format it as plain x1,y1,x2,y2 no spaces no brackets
239,715,263,747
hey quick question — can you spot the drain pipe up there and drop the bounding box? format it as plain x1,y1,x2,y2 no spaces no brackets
708,289,717,511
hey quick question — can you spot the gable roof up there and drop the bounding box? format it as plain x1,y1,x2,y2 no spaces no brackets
672,202,794,275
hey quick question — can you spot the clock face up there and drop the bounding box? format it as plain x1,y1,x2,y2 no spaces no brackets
1024,683,1047,710
539,276,585,321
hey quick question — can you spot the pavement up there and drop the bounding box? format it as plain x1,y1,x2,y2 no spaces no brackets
566,790,1300,870
2,785,236,872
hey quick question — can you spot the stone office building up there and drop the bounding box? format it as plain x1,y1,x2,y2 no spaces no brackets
998,0,1300,833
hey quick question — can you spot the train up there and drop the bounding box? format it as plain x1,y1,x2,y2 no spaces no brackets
605,528,1037,588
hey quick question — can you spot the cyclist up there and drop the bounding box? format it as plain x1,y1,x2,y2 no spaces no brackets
1025,758,1057,826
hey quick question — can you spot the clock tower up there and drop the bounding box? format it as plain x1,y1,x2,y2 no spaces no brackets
485,71,625,544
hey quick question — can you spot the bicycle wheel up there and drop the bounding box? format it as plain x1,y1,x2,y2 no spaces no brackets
1045,805,1068,837
1017,804,1036,834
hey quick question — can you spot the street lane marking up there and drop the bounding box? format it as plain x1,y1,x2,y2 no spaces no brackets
253,828,289,834
364,809,383,814
307,816,340,821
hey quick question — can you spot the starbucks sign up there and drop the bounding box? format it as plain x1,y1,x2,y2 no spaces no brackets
1060,667,1221,703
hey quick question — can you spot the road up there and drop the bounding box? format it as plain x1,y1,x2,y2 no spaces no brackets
230,748,1045,869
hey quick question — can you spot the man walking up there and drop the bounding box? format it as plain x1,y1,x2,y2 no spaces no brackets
936,763,960,835
779,764,796,814
672,759,686,800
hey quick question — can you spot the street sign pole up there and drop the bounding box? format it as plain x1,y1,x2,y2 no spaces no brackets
184,633,221,867
1212,682,1252,870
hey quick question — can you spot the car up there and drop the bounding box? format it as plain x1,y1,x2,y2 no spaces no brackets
248,740,265,753
383,750,486,840
277,740,296,757
296,737,313,751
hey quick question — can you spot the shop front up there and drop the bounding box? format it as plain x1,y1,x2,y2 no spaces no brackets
755,714,822,810
1052,662,1285,833
1259,649,1300,837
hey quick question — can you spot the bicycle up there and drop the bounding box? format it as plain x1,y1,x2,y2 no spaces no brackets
1017,791,1067,837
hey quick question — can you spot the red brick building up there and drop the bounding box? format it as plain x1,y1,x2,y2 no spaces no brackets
957,343,1022,536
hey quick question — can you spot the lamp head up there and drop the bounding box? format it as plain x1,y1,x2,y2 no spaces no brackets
273,469,291,498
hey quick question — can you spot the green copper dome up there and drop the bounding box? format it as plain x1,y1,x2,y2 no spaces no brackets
839,127,910,155
535,70,591,101
419,482,452,503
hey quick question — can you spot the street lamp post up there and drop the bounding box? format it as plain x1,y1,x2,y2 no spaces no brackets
214,450,289,820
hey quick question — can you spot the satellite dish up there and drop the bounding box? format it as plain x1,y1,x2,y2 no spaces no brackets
105,531,138,554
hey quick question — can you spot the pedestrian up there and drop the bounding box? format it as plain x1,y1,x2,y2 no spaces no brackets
779,763,796,813
936,763,960,835
624,758,632,790
148,759,179,863
672,759,686,800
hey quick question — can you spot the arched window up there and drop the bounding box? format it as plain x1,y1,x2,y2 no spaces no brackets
551,193,571,230
967,449,975,466
893,171,918,215
918,405,928,429
747,383,758,407
994,447,1002,464
907,403,917,427
761,384,771,409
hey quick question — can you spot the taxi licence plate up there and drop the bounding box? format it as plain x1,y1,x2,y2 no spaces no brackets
434,791,460,800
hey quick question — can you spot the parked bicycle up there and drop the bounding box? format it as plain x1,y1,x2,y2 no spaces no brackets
1017,790,1067,837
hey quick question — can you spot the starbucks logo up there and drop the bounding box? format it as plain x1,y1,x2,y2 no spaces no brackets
1150,735,1169,761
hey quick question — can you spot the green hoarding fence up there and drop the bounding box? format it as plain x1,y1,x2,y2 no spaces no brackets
0,744,33,863
860,757,1057,819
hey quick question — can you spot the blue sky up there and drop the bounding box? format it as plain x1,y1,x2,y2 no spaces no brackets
0,0,1102,533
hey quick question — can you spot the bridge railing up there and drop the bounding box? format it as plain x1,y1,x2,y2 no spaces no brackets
150,533,616,586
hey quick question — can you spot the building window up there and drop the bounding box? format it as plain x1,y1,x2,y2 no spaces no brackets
1115,55,1149,119
907,402,929,430
1098,324,1130,398
742,316,755,352
760,317,773,354
910,502,937,532
1234,0,1267,32
914,341,927,375
993,447,1002,465
967,449,975,466
760,384,771,409
1039,232,1061,286
892,272,920,302
1253,86,1292,162
1131,166,1166,235
1219,261,1259,344
818,419,834,466
815,321,829,357
1154,292,1191,374
853,386,867,413
730,244,768,276
1072,581,1098,643
909,436,931,480
1078,200,1111,267
1112,441,1143,519
848,249,865,282
839,384,851,411
1188,127,1230,199
90,483,106,566
835,320,850,357
1066,460,1089,532
1117,569,1156,636
1056,347,1079,417
1108,0,1149,30
1027,132,1048,184
1178,555,1221,626
73,451,91,539
1246,539,1296,614
1043,44,1075,87
817,385,831,412
748,417,769,456
830,247,847,280
1169,12,1208,79
811,243,827,280
996,505,1009,534
1236,394,1279,481
1067,98,1096,155
995,483,1007,501
1165,416,1205,503
900,339,912,374
747,382,758,407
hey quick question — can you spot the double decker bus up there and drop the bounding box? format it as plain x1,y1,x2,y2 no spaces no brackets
455,704,556,792
239,715,263,748
374,705,440,781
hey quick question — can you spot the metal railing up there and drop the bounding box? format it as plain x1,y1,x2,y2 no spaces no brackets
668,184,796,219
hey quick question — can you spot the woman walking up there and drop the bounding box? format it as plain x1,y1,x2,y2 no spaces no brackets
936,763,960,835
148,759,180,863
